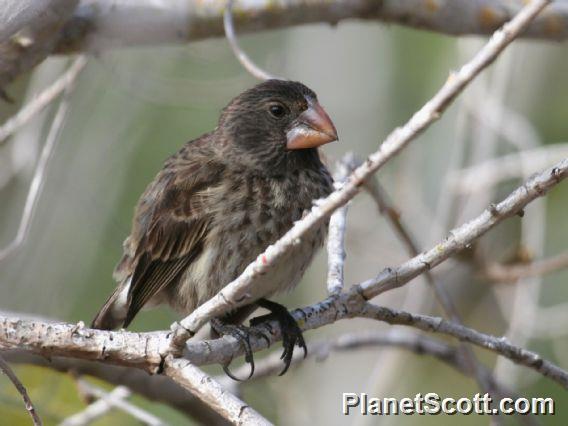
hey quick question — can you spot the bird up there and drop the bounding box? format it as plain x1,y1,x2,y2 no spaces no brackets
91,79,338,377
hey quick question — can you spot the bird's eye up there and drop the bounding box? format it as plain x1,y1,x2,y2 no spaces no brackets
269,103,286,118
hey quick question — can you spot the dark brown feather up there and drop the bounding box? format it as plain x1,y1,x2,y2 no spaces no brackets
121,137,223,326
92,80,335,330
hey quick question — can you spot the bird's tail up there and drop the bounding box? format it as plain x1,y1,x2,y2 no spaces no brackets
91,280,130,330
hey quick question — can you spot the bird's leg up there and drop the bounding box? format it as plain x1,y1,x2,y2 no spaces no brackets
249,298,307,376
210,304,270,381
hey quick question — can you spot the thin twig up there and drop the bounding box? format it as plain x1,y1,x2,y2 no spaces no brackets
326,157,351,295
359,158,568,299
169,0,551,350
0,56,87,145
360,303,568,389
346,154,501,399
2,349,228,425
60,386,131,426
483,251,568,283
224,0,279,81
451,143,568,194
0,353,42,426
61,378,166,426
0,55,87,262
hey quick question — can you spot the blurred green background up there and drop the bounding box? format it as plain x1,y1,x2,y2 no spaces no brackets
1,15,567,426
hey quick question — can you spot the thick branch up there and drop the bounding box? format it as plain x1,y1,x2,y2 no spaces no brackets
3,1,566,86
0,0,78,88
3,291,568,389
53,0,568,55
163,357,270,426
0,55,87,146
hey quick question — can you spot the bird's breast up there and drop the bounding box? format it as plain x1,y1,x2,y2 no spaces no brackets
171,167,333,313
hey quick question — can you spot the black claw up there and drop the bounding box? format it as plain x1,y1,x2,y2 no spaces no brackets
223,361,254,382
210,319,255,381
254,299,308,376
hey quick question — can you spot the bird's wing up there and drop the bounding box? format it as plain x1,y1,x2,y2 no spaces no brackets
123,143,223,327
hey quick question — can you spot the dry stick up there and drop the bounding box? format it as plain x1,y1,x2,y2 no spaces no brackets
61,379,166,426
483,251,568,283
3,282,568,390
0,55,87,262
2,350,228,426
163,357,271,426
60,386,132,426
0,319,270,424
0,56,87,145
326,159,351,295
0,353,42,426
348,154,500,398
51,0,568,57
224,0,279,81
359,158,568,299
361,303,568,389
170,0,551,350
0,0,79,88
451,143,568,194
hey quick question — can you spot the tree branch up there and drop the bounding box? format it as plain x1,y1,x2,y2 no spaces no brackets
0,55,87,146
0,56,87,262
483,251,568,283
360,303,568,388
359,158,567,299
163,358,270,426
60,385,134,426
345,153,500,398
2,350,230,425
223,0,278,81
0,353,42,426
0,0,78,89
3,1,565,87
3,289,568,390
326,158,351,295
52,0,568,56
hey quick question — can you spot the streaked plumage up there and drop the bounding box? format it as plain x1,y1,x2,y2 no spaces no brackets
92,80,337,344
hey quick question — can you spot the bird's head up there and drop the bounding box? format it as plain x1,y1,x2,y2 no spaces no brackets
218,80,338,172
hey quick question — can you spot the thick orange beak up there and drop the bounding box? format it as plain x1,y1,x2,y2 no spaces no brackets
286,101,338,150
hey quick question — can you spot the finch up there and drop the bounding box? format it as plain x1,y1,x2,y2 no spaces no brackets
91,79,338,376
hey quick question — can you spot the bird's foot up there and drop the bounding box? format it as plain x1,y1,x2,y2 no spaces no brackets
210,318,269,381
250,298,307,376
